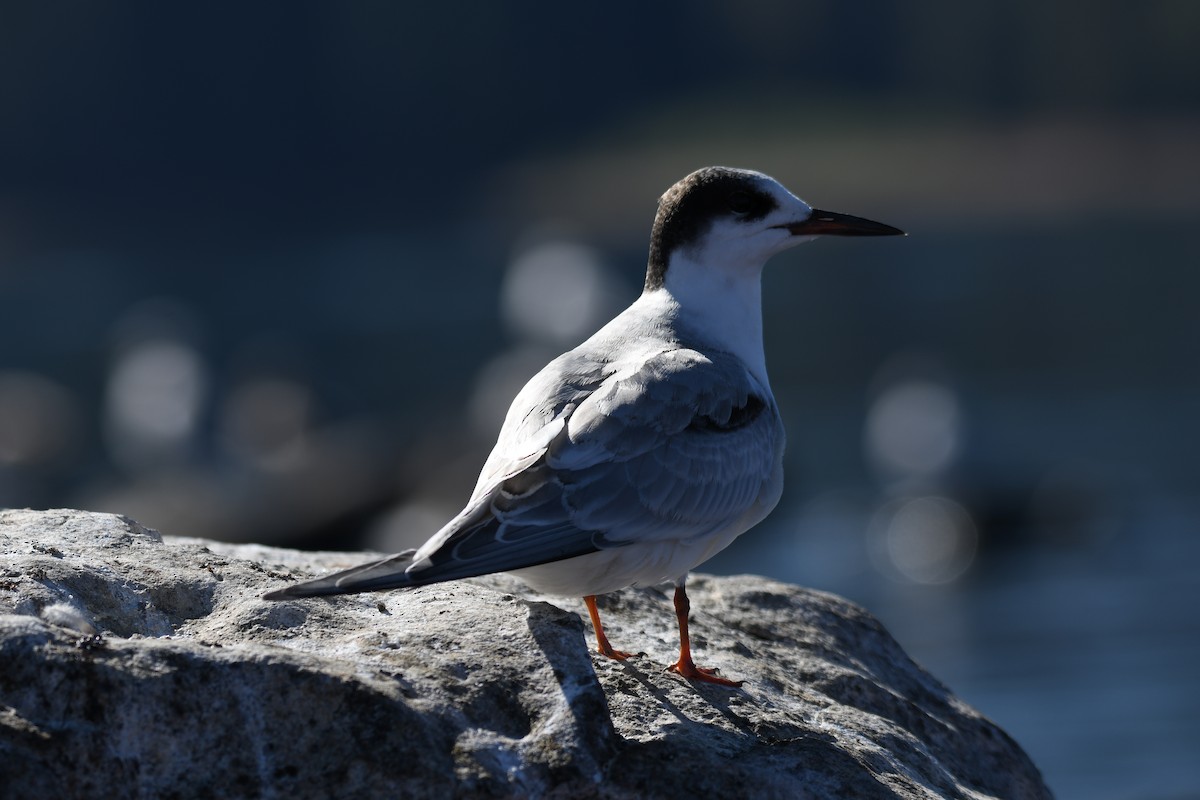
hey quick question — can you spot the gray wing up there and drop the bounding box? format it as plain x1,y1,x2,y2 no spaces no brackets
543,347,783,543
264,346,782,599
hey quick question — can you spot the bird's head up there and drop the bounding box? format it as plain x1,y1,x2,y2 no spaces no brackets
644,166,904,292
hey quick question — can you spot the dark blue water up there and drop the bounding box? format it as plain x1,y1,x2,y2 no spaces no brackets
712,221,1200,798
3,218,1197,799
713,493,1200,799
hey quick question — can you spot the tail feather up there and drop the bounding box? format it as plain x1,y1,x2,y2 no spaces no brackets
262,549,419,600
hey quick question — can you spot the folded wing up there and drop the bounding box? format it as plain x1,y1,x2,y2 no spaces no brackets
265,345,783,599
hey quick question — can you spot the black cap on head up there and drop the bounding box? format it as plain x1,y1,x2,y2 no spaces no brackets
645,167,778,291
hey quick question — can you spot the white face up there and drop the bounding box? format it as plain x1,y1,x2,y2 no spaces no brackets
682,172,817,270
646,166,903,293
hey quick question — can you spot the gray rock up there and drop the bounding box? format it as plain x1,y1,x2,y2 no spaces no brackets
0,509,1051,799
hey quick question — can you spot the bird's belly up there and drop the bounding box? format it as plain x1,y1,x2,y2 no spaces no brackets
506,538,716,597
508,478,781,597
510,444,785,597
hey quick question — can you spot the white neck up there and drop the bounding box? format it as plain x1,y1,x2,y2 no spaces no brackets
646,252,769,387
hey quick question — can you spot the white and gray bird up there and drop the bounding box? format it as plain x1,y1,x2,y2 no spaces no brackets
264,166,904,685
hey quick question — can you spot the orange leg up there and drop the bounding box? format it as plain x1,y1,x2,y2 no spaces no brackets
667,584,743,686
583,595,634,660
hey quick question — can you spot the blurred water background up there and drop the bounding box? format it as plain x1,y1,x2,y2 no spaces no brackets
2,4,1198,797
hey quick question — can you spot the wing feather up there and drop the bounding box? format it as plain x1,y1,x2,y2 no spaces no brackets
267,341,784,599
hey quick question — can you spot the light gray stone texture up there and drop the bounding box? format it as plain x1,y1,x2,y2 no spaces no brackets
0,509,1051,799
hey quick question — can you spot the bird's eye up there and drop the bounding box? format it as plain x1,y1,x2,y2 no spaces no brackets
727,191,755,215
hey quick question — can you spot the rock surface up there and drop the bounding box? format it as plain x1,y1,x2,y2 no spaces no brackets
0,509,1051,799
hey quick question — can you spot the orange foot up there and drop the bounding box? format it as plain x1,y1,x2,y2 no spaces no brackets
584,595,637,661
597,644,637,661
668,659,744,687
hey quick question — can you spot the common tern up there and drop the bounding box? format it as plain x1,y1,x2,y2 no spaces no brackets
265,166,904,685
